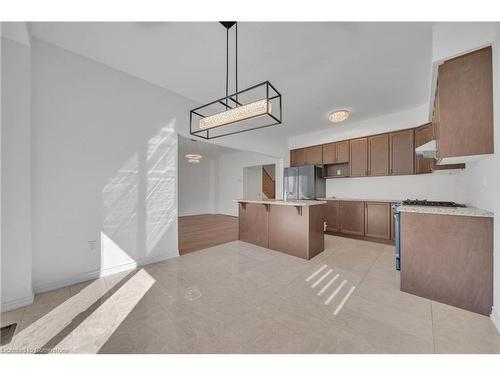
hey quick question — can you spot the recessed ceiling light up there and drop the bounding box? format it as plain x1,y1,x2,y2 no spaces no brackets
187,159,200,164
329,110,349,123
185,154,202,160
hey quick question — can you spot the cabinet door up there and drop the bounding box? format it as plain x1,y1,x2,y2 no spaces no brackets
364,202,391,240
290,148,305,167
336,141,350,163
339,201,365,236
390,129,414,175
325,201,339,232
415,123,434,174
322,143,337,164
305,145,323,165
368,134,389,176
349,138,368,177
238,203,269,248
438,46,493,158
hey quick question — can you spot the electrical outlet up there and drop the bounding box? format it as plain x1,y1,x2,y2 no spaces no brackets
88,240,97,252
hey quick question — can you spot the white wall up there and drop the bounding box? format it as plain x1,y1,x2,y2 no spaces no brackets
1,36,33,311
326,173,460,201
178,154,215,217
216,151,282,216
243,166,263,200
30,39,196,292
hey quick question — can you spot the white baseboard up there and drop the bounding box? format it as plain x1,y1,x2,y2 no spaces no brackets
491,306,500,333
33,251,179,295
1,293,34,313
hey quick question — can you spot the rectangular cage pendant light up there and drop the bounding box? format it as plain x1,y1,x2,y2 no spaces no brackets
190,81,282,139
189,22,283,139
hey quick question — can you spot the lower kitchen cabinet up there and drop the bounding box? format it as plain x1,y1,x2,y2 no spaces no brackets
325,200,395,244
339,201,365,236
325,200,339,232
364,202,391,240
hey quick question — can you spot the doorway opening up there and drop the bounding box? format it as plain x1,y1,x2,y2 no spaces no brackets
243,164,276,200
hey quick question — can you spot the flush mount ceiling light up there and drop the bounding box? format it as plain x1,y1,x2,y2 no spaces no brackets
185,154,202,160
190,22,282,139
329,110,350,123
187,159,200,164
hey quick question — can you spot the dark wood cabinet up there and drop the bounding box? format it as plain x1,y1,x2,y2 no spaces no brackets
322,142,336,164
436,46,493,159
339,201,365,236
364,202,391,240
325,201,339,232
368,134,389,176
290,148,305,167
349,138,368,177
238,203,269,248
415,123,434,174
390,129,414,175
336,141,349,163
322,141,349,165
304,145,323,165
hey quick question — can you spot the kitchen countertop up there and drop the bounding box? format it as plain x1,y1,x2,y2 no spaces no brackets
234,199,326,206
398,205,494,218
318,197,401,203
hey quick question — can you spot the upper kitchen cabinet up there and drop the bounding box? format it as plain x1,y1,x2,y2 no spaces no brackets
336,141,349,163
323,141,349,164
349,138,368,177
390,129,414,175
304,145,323,165
322,142,337,164
436,46,493,160
368,134,389,176
322,141,349,164
290,148,305,167
415,123,434,174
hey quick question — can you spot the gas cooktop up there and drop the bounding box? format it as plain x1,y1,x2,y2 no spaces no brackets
402,199,466,208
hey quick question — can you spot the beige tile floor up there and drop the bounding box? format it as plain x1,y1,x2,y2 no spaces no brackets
1,236,499,354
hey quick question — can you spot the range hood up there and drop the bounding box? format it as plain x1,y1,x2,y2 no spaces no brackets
415,140,487,167
415,140,467,169
415,140,437,159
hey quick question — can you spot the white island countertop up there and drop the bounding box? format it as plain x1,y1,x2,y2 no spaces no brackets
398,205,494,218
234,199,326,206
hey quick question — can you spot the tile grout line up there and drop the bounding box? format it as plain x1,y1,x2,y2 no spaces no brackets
356,248,382,288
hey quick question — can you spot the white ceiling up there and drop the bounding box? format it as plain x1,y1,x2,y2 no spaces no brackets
30,22,433,139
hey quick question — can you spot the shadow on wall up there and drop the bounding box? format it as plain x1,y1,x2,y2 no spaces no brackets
100,119,178,274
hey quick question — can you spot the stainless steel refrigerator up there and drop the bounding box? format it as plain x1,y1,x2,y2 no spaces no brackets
284,165,325,200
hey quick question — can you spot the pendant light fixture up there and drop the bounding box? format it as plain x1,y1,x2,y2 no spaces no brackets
190,22,282,139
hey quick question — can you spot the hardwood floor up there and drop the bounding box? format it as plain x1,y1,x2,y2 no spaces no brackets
178,214,239,255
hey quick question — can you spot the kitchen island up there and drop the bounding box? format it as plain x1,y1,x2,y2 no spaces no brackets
235,199,326,260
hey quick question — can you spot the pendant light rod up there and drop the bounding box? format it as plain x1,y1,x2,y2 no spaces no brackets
220,21,238,107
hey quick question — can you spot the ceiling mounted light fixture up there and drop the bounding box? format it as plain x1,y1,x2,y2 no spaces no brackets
329,110,350,123
190,22,282,139
185,154,202,160
187,159,200,164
